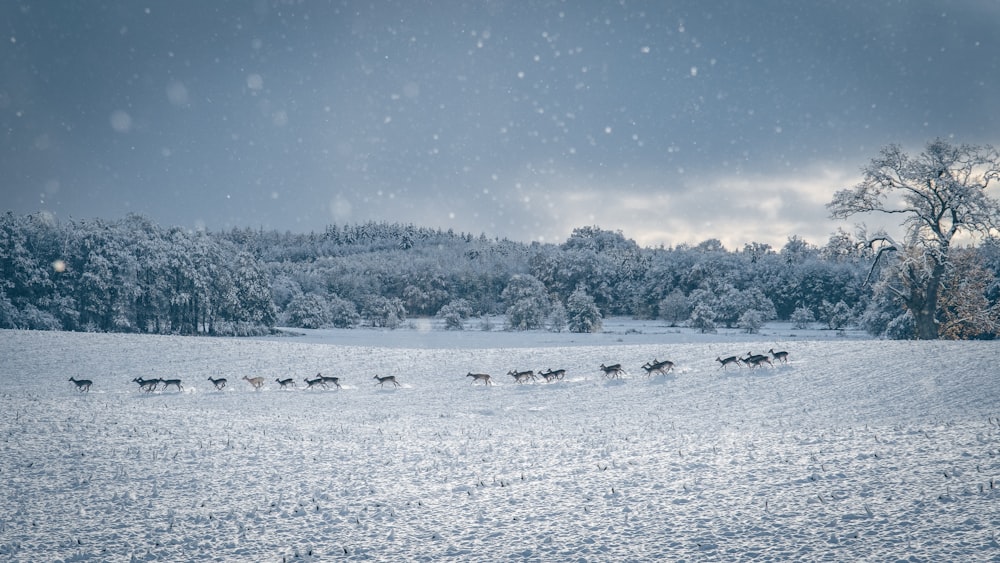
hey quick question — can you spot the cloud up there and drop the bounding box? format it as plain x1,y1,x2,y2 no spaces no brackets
472,163,863,249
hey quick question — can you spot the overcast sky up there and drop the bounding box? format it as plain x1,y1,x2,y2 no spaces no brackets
3,1,998,249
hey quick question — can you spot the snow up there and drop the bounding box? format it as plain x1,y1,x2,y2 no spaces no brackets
1,323,999,561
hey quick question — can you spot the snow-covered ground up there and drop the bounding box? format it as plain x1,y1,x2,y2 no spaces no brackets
1,323,999,561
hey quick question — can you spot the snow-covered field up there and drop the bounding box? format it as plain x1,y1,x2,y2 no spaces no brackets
2,323,999,561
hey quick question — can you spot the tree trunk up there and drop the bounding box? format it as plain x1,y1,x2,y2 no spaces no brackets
912,307,939,340
906,260,946,340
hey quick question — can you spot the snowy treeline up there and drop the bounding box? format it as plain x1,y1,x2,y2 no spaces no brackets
0,213,274,335
249,224,878,334
3,213,999,338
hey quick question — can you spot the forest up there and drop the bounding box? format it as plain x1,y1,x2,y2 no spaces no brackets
2,211,998,339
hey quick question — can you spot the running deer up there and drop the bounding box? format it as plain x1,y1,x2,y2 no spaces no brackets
69,376,93,393
207,376,227,390
318,374,342,389
133,377,160,393
275,377,296,389
507,369,535,384
743,352,773,369
599,363,625,378
768,348,789,363
242,375,265,390
642,359,674,376
716,355,741,370
161,378,183,391
304,376,324,389
373,374,400,388
466,372,493,385
539,368,566,382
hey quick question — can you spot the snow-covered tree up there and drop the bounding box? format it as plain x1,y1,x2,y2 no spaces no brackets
285,293,333,329
501,274,550,330
688,302,717,333
821,300,855,330
270,274,303,313
738,309,765,334
790,306,815,329
938,248,1000,339
0,289,18,328
361,295,406,329
828,139,1000,339
547,299,568,333
658,289,691,326
704,284,776,328
566,286,602,333
327,294,361,328
437,298,474,330
884,310,916,340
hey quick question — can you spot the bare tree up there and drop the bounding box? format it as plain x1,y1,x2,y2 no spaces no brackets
828,139,1000,339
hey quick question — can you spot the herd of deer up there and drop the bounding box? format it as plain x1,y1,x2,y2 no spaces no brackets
67,348,790,393
134,373,390,392
476,348,789,386
715,349,789,370
66,372,399,394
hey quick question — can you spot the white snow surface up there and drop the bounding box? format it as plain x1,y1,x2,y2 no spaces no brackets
2,321,999,561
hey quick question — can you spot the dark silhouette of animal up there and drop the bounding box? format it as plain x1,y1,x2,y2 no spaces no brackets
641,359,674,376
69,376,93,393
769,348,789,363
600,363,625,378
539,368,565,382
507,369,535,384
161,378,183,391
743,352,772,369
466,372,492,385
373,374,400,388
318,373,342,389
715,356,741,369
133,377,160,393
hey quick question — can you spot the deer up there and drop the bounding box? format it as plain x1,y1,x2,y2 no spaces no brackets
373,374,400,388
539,368,565,382
743,352,772,369
466,372,493,385
69,376,93,393
160,378,183,391
275,377,296,389
304,376,325,389
243,375,265,390
768,348,789,364
318,373,342,389
133,377,160,393
716,355,741,370
642,359,674,376
207,376,227,390
599,363,625,379
507,369,535,384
